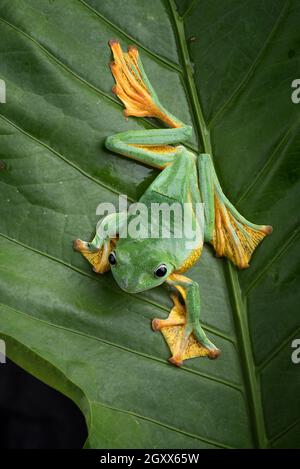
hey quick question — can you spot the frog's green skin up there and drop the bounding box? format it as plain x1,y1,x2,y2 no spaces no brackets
74,40,272,367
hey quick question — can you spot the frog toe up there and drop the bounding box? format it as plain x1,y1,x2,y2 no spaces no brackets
73,238,87,251
152,318,162,331
108,40,179,127
168,355,183,367
72,238,111,274
207,347,221,360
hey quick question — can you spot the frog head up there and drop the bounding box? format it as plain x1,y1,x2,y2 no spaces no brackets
108,237,175,293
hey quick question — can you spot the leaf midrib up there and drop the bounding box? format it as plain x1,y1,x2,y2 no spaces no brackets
0,12,233,344
1,0,260,446
167,0,267,448
0,0,287,448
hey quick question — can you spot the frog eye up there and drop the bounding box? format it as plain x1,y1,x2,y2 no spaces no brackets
154,264,167,278
108,251,117,266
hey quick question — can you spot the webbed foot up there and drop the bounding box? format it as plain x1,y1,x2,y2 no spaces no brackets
152,293,220,367
152,294,185,332
108,40,181,127
73,238,116,274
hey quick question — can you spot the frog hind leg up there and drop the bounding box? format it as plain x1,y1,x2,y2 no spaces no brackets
107,41,194,169
197,153,273,269
109,40,182,128
152,275,220,367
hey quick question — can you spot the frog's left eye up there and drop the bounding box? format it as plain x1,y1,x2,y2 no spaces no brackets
154,264,167,278
108,251,117,266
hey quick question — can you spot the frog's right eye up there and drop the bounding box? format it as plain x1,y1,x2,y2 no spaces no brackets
154,264,167,278
108,251,117,266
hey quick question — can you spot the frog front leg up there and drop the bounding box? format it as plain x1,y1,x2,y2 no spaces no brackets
73,212,127,273
153,274,220,367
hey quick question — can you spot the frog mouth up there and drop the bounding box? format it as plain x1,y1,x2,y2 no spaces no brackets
114,278,150,294
119,283,147,294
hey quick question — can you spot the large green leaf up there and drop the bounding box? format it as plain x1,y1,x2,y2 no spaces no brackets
0,0,299,448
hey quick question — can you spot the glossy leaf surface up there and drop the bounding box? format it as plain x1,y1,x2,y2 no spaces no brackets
0,0,299,448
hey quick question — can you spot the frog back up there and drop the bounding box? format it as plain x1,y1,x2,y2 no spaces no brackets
135,147,203,271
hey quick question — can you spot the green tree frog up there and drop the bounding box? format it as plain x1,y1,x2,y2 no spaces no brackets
74,40,272,367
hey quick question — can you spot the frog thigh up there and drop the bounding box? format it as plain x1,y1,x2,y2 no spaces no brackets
149,148,197,204
105,126,192,169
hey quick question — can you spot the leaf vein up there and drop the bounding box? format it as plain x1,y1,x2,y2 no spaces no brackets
0,301,243,393
90,400,234,449
236,119,300,206
257,326,300,372
244,227,300,295
0,232,236,344
77,0,181,72
208,0,290,128
0,112,130,200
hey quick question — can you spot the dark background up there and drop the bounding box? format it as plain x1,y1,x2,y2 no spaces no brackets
0,359,87,448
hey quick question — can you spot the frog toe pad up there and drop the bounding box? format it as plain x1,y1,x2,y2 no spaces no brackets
168,355,183,367
207,348,221,360
152,318,163,332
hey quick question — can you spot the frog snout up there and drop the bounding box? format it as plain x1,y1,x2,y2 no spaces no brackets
117,278,143,294
120,278,129,290
116,277,132,292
